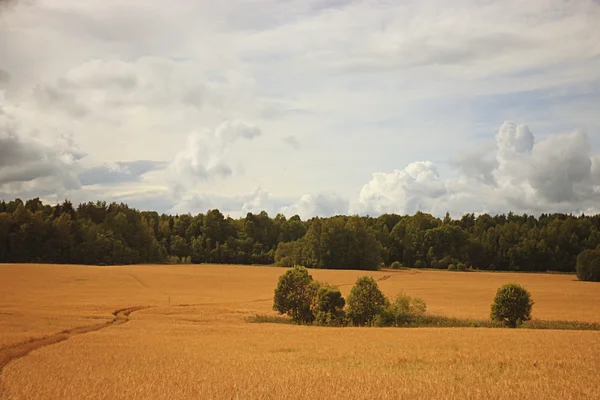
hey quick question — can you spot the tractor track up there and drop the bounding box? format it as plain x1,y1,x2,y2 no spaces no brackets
0,306,150,381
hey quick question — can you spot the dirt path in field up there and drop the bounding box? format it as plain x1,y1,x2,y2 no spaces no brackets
0,306,150,383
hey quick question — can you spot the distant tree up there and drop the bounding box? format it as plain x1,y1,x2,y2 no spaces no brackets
347,276,388,326
490,283,534,328
576,249,600,282
273,265,316,324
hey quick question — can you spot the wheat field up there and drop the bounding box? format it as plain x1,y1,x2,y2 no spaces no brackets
1,264,599,399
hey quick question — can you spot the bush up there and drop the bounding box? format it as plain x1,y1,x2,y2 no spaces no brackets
273,265,317,324
374,293,427,327
490,283,534,328
576,249,600,282
390,261,402,270
414,260,425,268
448,264,457,271
347,276,388,326
457,263,466,271
312,284,346,326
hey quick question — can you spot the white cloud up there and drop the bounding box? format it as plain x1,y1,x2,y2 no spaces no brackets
281,193,349,220
353,161,447,216
168,120,262,204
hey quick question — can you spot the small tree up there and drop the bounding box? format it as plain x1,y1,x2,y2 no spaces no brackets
576,249,600,282
273,265,316,324
390,261,402,270
347,276,388,326
490,283,534,328
312,284,346,326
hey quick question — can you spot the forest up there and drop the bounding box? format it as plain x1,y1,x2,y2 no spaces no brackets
1,197,600,272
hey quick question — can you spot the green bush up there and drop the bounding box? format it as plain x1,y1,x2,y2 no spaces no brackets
273,265,317,324
490,283,534,328
576,249,600,282
374,293,427,327
448,264,457,271
347,276,388,326
312,284,346,326
390,261,402,270
457,263,466,271
414,260,425,268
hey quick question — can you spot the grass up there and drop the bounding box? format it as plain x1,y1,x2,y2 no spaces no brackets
248,313,600,330
1,263,600,399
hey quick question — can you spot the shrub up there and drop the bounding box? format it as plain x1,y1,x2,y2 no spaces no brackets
448,264,457,271
414,260,425,268
374,293,427,327
273,265,316,324
490,283,534,328
312,284,346,326
347,276,388,326
390,261,402,270
438,256,459,269
576,249,600,282
457,263,466,271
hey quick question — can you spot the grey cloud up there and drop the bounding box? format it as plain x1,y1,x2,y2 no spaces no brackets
529,130,594,203
451,144,497,185
283,135,300,150
79,160,167,186
0,68,9,84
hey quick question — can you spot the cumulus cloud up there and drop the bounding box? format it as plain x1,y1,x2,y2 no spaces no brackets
353,161,447,216
168,120,262,203
280,192,349,220
353,122,600,217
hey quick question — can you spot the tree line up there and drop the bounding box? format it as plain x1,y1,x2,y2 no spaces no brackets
1,197,600,273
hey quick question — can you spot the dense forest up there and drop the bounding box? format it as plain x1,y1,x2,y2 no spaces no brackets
1,197,600,272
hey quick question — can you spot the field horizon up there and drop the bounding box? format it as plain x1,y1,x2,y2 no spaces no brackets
1,263,599,399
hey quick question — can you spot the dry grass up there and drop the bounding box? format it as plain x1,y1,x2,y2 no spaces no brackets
1,264,600,399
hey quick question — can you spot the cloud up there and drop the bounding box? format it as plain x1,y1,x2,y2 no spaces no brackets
529,130,593,203
168,120,262,202
0,110,85,193
353,122,600,217
79,160,167,186
283,135,300,150
353,161,447,216
281,192,349,220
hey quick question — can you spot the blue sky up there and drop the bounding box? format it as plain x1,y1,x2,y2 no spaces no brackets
1,0,600,218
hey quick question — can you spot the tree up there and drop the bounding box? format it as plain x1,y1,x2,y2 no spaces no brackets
374,293,427,326
576,249,600,282
347,276,388,326
312,284,346,326
490,283,534,328
273,265,316,324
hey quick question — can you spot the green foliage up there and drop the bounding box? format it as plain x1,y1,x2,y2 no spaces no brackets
576,249,600,282
490,283,534,328
312,284,346,326
448,264,457,271
390,261,402,270
273,266,316,324
374,293,427,327
347,276,388,326
2,197,600,274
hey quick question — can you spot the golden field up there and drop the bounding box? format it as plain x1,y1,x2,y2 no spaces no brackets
1,264,600,399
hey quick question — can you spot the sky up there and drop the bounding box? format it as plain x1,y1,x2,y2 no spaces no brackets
1,0,600,219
